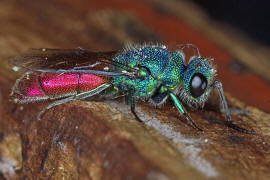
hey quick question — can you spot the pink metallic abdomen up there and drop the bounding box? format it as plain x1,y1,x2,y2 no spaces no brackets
14,72,109,102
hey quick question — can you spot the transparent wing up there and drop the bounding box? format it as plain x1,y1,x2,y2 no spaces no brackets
9,48,119,69
9,48,135,76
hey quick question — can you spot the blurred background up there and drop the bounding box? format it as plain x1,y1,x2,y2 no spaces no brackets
1,0,270,112
193,0,270,46
1,1,270,179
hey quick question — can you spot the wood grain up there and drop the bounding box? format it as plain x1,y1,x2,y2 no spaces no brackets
0,0,270,179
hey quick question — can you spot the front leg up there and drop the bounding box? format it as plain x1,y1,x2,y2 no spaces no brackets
169,92,203,131
221,108,251,116
214,81,255,134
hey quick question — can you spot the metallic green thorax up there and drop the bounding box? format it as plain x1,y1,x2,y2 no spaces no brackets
112,46,184,96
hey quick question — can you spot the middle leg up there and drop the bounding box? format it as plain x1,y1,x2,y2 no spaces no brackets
125,87,143,123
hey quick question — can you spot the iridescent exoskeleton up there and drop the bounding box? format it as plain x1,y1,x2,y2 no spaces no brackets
9,44,254,134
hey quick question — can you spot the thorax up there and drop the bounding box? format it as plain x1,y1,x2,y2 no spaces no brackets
111,46,185,97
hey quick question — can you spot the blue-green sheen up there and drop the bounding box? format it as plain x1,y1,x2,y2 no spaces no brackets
11,44,253,134
111,46,215,105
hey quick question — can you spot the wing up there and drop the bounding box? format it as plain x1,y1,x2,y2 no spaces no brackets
9,48,136,76
9,48,119,69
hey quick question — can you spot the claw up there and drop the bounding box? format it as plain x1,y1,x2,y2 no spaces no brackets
184,113,203,132
226,122,255,134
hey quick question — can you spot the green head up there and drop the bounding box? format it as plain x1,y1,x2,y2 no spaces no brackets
181,56,216,106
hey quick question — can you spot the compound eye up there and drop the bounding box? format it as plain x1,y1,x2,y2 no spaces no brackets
190,73,207,98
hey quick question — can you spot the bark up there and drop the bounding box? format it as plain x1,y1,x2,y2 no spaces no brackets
0,0,270,179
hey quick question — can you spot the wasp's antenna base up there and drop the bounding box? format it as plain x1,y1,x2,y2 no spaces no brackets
176,43,201,58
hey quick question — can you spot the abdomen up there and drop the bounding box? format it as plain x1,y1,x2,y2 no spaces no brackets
12,72,109,103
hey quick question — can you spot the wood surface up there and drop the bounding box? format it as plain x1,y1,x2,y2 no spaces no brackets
0,0,270,179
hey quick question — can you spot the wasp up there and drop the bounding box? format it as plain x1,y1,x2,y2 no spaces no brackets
9,44,254,134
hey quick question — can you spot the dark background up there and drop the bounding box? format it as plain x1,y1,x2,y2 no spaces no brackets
193,0,270,46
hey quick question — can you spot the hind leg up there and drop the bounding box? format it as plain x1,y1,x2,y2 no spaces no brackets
37,96,75,120
38,83,111,120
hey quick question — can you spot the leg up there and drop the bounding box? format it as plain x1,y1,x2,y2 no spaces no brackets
221,108,251,115
125,87,143,123
38,83,111,120
169,92,203,131
214,81,255,134
37,96,75,120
